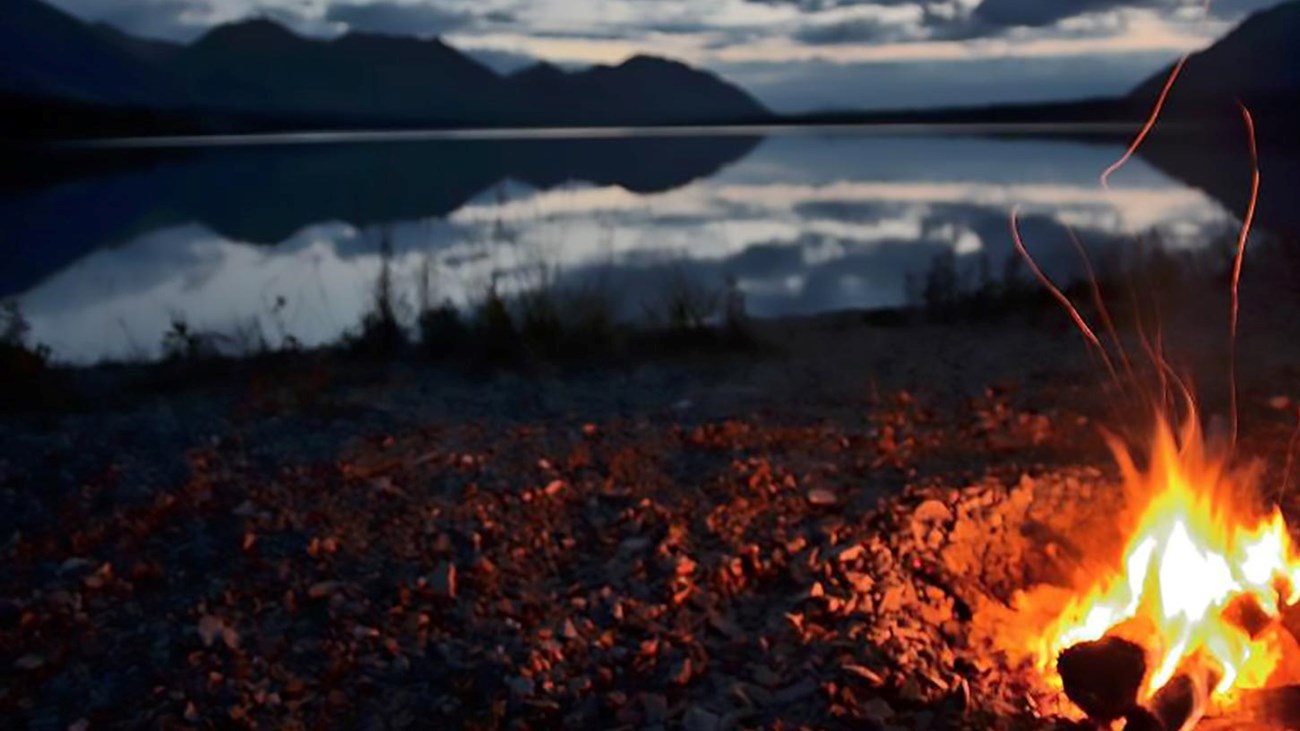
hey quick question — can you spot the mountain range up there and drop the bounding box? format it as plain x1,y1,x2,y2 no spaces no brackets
787,2,1300,135
3,0,1300,138
0,0,769,136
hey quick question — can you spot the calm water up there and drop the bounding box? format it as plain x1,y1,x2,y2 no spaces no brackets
0,125,1274,363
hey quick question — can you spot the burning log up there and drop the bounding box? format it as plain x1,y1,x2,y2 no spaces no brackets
1224,594,1276,639
1056,636,1147,721
1057,635,1232,731
1123,665,1220,731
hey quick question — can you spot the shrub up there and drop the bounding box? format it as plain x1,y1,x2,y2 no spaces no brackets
517,288,565,358
347,233,407,358
648,269,719,333
160,318,216,361
0,300,55,411
418,299,466,357
470,284,518,364
561,285,619,358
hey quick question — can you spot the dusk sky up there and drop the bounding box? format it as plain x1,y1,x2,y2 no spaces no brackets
45,0,1289,112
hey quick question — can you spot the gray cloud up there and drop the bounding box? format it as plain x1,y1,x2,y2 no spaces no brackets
747,0,923,9
762,0,1282,42
971,0,1145,28
795,17,908,44
324,2,475,36
764,0,1133,43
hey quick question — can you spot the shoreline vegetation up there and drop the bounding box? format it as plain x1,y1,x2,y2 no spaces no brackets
4,227,1296,415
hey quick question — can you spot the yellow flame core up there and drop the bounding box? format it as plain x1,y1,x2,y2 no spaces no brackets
1034,416,1300,706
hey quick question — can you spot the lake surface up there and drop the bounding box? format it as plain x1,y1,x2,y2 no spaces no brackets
1,125,1281,364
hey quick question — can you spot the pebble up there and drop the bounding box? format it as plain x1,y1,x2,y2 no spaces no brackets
683,706,720,731
808,489,839,507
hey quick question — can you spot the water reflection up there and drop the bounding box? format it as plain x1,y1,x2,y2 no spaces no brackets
5,128,1249,363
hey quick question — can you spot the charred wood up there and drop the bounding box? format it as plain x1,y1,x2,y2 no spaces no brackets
1057,636,1147,722
1125,664,1222,731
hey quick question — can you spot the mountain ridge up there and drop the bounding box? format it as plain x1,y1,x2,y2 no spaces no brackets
1131,0,1300,113
0,0,770,136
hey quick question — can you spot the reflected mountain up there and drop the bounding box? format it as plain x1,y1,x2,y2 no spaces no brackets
1124,0,1300,236
1140,137,1300,238
8,130,1250,364
1,133,761,296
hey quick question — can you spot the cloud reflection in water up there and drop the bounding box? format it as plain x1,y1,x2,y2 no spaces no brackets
14,131,1234,363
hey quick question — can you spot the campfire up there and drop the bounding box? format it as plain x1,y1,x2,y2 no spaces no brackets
1003,407,1300,730
981,12,1300,720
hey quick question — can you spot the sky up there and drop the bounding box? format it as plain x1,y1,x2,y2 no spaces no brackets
46,0,1290,112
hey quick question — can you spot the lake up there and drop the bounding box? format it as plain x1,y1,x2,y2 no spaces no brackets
1,125,1282,364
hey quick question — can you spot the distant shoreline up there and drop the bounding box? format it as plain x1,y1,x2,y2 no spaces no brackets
53,120,1148,150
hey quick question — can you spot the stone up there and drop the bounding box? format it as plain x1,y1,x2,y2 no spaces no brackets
864,697,895,722
808,489,839,507
683,706,720,731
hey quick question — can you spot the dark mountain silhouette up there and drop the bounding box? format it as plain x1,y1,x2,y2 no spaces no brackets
1142,137,1300,237
1131,0,1300,122
171,22,517,126
89,22,184,63
0,0,184,106
0,134,762,296
508,56,773,126
0,0,769,136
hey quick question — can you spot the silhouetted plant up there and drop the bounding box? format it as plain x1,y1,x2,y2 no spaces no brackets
518,287,565,357
471,283,518,363
722,274,755,345
266,294,301,352
0,300,54,411
161,318,212,361
1,300,49,365
1000,249,1030,301
348,233,407,358
923,249,959,320
2,299,31,347
649,268,719,333
561,285,619,357
419,299,466,357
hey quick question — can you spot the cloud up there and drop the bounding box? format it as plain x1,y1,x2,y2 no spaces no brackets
324,2,476,37
971,0,1139,29
792,4,929,44
796,17,904,44
746,0,924,10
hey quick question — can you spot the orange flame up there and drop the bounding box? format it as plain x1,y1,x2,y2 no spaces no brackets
1028,411,1300,713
